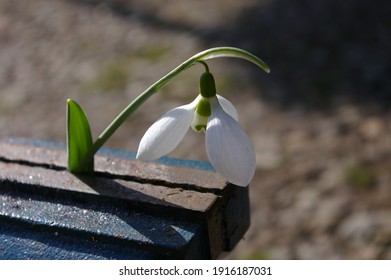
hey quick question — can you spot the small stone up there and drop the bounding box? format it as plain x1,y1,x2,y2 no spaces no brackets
337,212,376,245
310,196,351,232
358,117,385,140
253,134,281,169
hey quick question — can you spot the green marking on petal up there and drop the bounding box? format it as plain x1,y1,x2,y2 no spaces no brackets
194,124,207,132
196,98,211,117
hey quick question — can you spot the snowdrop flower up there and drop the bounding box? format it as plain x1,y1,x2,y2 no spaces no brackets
136,71,256,187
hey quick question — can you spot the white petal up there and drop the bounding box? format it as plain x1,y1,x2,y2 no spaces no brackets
136,99,197,161
206,98,256,187
217,94,238,121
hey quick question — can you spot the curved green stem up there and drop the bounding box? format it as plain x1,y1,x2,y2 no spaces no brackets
196,60,210,73
77,47,269,172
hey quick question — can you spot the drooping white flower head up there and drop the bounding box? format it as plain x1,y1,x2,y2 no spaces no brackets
136,71,256,187
205,97,255,186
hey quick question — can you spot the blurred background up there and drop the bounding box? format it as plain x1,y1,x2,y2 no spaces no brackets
0,0,390,259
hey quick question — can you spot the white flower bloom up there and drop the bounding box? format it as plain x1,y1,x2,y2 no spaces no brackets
206,98,255,187
136,97,199,161
136,94,255,187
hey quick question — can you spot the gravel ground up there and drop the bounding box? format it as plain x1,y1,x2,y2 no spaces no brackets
1,0,390,259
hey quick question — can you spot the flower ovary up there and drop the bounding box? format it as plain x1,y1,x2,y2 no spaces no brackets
199,72,216,98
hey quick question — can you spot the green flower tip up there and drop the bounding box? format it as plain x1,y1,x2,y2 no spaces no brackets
264,66,271,74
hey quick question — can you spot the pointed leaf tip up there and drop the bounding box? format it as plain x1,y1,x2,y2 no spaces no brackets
66,99,94,173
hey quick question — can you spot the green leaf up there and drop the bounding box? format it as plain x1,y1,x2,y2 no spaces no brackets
194,47,270,73
66,99,94,173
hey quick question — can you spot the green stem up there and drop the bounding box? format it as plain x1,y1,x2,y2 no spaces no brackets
196,60,210,73
77,47,269,172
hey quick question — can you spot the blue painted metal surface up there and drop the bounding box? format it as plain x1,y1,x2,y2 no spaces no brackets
0,181,207,260
0,138,250,260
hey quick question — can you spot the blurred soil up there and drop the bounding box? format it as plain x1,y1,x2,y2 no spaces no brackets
0,0,391,259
